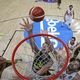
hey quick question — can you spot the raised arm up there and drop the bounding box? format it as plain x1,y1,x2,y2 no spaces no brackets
20,18,39,53
41,30,54,52
44,36,54,52
64,11,67,22
73,10,74,19
73,73,80,80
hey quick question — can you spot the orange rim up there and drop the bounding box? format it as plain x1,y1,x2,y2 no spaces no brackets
12,34,69,80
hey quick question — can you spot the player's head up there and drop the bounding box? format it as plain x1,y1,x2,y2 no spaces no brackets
70,37,76,45
69,5,73,10
67,58,80,73
42,42,48,49
72,37,76,41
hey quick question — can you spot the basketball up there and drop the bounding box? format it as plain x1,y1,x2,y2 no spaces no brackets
29,6,45,22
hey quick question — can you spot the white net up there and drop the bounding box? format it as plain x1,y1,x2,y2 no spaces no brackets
0,19,71,80
1,34,67,80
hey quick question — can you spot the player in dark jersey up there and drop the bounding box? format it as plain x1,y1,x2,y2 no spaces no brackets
73,43,80,59
20,18,58,76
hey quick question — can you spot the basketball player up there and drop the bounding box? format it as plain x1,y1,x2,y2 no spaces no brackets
20,18,58,76
57,0,61,9
67,37,78,58
64,5,74,26
59,58,80,80
0,56,20,78
73,42,80,59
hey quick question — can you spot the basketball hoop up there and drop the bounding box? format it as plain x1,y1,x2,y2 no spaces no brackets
12,34,69,80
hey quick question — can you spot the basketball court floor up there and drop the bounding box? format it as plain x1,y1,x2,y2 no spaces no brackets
0,0,80,79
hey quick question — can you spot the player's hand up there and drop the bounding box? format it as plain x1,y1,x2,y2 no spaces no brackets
0,56,6,64
41,30,48,34
15,59,22,63
19,18,32,32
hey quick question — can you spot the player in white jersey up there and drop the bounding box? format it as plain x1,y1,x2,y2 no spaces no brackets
59,58,80,80
64,5,74,26
68,37,78,58
68,37,80,59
